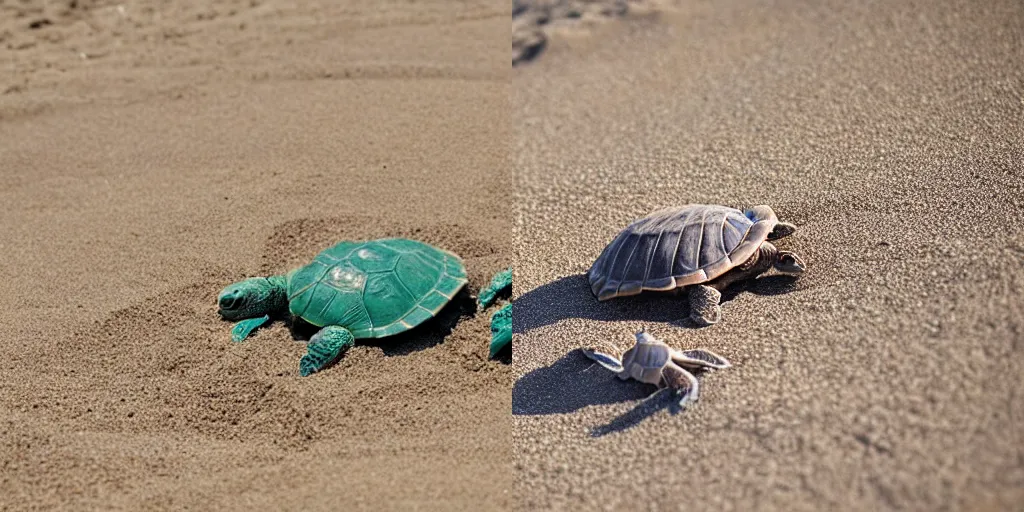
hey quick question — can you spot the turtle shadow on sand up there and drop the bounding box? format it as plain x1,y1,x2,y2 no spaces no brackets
286,288,479,358
513,350,650,415
513,273,801,335
513,349,716,437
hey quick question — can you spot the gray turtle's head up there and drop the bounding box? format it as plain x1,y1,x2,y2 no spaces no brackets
774,251,806,274
218,277,285,321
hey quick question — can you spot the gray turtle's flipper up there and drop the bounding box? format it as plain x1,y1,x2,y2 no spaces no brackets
662,363,700,409
489,303,512,358
581,348,625,374
478,267,512,310
672,349,731,370
300,326,356,377
687,285,722,326
231,315,271,342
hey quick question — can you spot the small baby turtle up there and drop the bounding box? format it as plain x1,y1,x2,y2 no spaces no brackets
217,238,512,376
588,204,806,326
582,329,730,408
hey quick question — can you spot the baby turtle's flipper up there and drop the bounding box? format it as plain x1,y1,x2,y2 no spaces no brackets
489,303,512,358
580,348,625,374
300,326,355,377
662,363,700,410
478,267,512,310
672,349,732,370
231,315,271,342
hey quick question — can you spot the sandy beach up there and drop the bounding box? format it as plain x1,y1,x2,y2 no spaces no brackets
3,0,1023,509
1,1,509,510
513,0,1023,510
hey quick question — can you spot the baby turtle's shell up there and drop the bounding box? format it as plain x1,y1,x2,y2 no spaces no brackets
589,204,779,300
287,238,467,338
620,332,672,385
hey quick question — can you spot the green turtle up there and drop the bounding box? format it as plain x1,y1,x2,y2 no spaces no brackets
588,204,805,326
217,238,512,376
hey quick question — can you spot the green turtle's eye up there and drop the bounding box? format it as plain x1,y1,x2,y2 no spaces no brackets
219,291,241,309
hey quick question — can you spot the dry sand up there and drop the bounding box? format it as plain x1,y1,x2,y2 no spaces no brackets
1,1,509,510
513,0,1024,510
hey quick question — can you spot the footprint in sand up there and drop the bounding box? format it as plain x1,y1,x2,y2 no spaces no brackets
513,0,633,65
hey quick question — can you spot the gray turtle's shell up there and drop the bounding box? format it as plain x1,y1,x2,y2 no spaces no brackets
588,204,779,301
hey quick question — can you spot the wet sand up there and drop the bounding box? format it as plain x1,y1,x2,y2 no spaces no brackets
513,0,1024,510
1,1,509,509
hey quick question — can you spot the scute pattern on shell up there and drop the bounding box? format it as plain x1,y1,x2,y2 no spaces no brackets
287,238,468,339
588,204,778,300
622,339,672,385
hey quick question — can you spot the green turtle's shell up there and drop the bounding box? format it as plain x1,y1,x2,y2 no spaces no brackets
286,238,468,338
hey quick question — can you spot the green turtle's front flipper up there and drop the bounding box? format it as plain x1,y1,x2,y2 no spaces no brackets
478,268,512,310
489,303,512,358
231,315,272,342
300,326,356,377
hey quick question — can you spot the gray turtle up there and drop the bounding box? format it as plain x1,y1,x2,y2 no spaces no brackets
588,204,805,326
582,329,731,408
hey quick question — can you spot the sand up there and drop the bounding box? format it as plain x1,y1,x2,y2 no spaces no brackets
4,0,1023,509
1,1,509,510
513,0,1024,510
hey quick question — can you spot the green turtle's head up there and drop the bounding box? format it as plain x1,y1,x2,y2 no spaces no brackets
218,277,287,321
